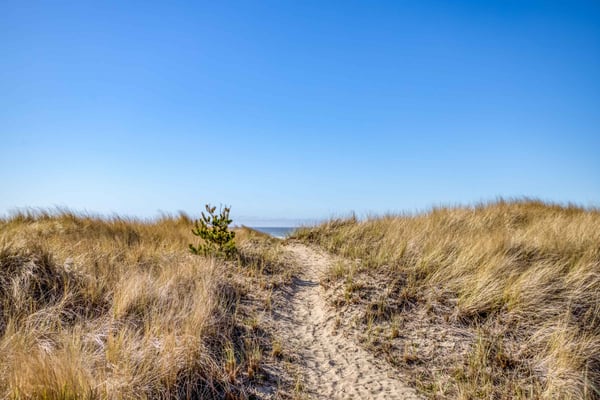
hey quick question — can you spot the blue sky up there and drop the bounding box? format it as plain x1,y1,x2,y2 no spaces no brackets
1,1,599,225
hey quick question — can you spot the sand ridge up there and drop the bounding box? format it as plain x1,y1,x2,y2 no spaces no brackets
273,242,420,399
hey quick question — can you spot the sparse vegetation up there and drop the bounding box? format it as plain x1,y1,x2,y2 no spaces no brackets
294,199,600,399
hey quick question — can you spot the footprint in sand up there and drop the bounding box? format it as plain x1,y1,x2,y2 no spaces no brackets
274,243,421,400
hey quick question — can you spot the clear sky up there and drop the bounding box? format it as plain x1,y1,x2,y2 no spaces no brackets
1,1,599,225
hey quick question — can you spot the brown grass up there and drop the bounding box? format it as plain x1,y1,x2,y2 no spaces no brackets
294,199,600,399
0,210,291,399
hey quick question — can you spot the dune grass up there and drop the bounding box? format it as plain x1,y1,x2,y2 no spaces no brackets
294,199,600,399
0,210,291,399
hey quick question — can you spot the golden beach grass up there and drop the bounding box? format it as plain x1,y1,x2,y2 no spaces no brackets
0,210,286,399
294,199,600,399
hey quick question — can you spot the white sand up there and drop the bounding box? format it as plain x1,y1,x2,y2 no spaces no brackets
274,243,421,399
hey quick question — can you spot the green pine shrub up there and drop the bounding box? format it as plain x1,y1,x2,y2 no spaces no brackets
189,204,237,258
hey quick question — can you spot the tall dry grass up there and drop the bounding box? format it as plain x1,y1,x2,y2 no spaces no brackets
0,210,279,399
294,199,600,399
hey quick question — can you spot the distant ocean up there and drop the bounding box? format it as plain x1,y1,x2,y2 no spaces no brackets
250,227,297,239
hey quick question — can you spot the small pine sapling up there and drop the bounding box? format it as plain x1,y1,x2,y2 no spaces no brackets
189,204,237,258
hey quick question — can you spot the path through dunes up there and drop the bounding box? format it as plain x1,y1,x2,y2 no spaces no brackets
274,243,420,399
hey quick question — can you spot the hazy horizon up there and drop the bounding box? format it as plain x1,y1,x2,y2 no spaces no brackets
2,1,599,220
2,196,597,228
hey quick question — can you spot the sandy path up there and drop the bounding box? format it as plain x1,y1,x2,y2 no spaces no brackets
275,243,420,399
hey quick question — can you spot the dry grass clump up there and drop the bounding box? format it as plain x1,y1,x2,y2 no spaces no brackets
294,199,600,399
0,210,285,399
235,227,296,288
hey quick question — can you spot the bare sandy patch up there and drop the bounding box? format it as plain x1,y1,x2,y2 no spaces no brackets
272,242,420,399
